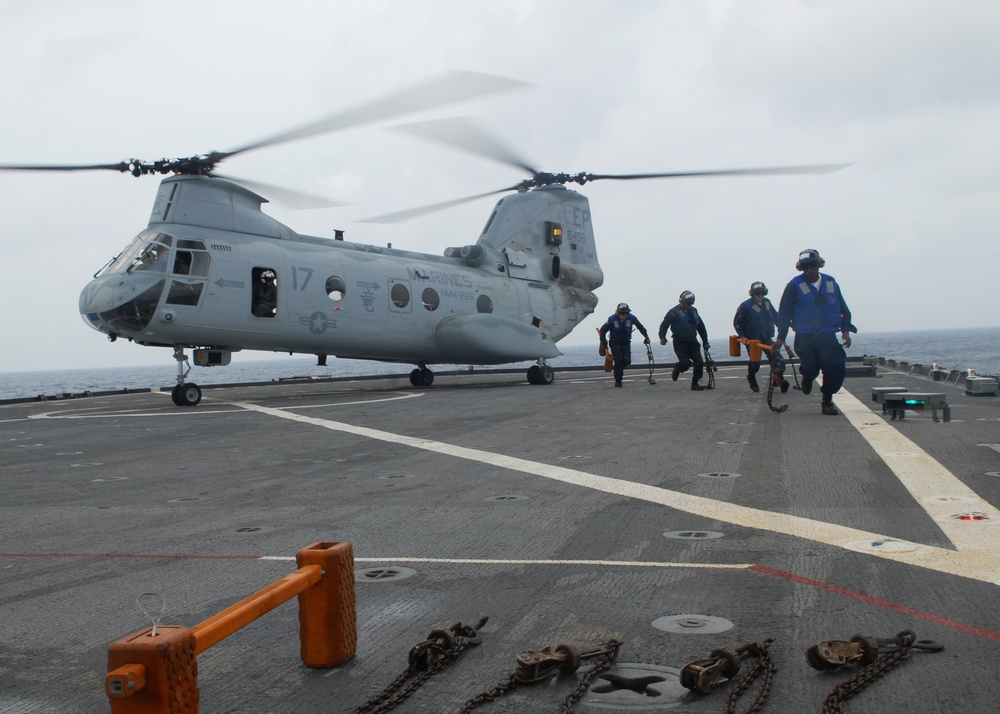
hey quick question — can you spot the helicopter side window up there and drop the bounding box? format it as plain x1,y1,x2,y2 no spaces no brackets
476,294,493,313
173,251,193,275
326,276,347,301
172,240,211,277
252,267,278,318
390,282,410,310
421,288,440,311
166,280,204,306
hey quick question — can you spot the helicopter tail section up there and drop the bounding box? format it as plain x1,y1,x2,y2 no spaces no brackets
476,185,603,342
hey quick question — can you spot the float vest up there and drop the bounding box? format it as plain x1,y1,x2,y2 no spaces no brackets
736,298,775,340
790,274,842,335
606,315,636,344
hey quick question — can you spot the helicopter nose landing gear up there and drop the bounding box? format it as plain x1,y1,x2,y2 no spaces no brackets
527,361,554,385
170,346,202,406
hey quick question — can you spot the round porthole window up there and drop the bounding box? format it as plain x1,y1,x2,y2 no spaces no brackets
391,283,410,309
326,276,346,301
422,287,440,311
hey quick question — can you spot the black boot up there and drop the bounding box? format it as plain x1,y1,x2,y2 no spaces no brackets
747,374,760,392
821,396,838,415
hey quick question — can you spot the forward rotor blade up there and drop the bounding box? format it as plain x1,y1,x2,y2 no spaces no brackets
0,162,130,173
390,116,538,175
214,174,349,210
225,70,532,159
585,164,852,181
361,185,520,223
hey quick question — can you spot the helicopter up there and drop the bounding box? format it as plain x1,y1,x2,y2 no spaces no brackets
2,72,847,406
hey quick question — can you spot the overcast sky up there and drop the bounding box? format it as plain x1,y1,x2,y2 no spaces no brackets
2,1,998,374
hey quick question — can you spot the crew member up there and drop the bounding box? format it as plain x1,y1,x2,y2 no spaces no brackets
253,270,278,317
599,303,651,387
733,281,787,393
659,291,710,391
774,249,857,416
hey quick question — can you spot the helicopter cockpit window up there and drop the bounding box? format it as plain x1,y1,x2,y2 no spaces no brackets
326,276,347,301
421,288,440,311
252,267,278,318
174,240,210,277
129,234,174,274
476,294,493,314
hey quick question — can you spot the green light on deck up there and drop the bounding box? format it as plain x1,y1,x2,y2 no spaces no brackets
904,399,925,405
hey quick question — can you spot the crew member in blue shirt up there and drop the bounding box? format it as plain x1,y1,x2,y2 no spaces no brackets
599,303,651,387
774,249,857,416
658,291,710,391
733,281,787,393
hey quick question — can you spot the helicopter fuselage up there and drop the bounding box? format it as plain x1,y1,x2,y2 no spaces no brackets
79,176,603,370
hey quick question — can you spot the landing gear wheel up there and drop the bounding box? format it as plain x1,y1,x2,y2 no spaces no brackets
527,365,540,384
174,383,202,406
419,368,434,386
409,368,421,387
538,365,554,385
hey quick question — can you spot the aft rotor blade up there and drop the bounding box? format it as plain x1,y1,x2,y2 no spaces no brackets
390,116,538,175
361,185,520,223
585,164,852,181
225,71,532,159
214,173,349,210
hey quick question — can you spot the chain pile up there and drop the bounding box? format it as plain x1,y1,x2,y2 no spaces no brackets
460,639,622,713
680,639,777,714
353,618,488,714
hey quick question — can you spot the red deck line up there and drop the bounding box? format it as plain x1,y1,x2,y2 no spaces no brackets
751,564,1000,643
0,552,261,560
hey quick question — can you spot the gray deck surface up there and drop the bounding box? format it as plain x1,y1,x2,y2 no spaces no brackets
2,363,999,713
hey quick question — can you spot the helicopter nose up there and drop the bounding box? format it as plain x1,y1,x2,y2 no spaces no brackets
80,273,165,336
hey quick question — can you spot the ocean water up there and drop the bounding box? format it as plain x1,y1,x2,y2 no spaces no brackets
1,327,997,402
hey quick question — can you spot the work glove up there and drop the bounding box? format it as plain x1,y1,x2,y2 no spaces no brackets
643,337,650,345
703,342,710,351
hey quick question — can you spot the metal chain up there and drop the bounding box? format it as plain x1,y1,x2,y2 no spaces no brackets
704,347,717,389
765,353,788,412
820,649,907,714
784,345,801,390
353,618,488,714
560,648,619,714
724,643,778,714
458,672,520,713
460,639,622,714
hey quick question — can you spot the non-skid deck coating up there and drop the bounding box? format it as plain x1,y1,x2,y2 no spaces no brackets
2,363,999,713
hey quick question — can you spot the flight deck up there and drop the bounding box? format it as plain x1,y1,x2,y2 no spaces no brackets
2,363,999,713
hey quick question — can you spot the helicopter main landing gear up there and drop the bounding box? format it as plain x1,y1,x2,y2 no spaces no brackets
527,361,554,385
409,365,434,387
171,346,202,406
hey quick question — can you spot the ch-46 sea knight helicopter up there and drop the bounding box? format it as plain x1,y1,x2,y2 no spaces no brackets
2,73,847,407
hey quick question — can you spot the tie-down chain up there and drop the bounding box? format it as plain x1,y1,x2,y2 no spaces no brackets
353,620,942,713
805,629,944,714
